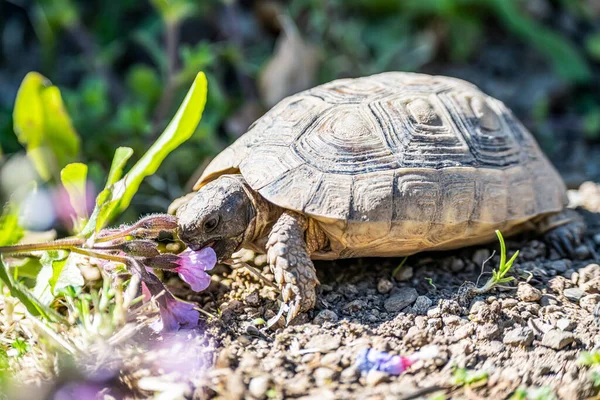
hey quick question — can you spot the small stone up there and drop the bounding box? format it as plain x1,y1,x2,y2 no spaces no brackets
394,266,414,281
469,300,486,314
477,323,501,340
579,264,600,284
313,310,339,325
454,323,475,340
377,278,394,294
342,300,366,314
305,334,341,353
575,245,591,260
472,248,491,266
503,326,534,347
245,291,261,307
501,298,519,309
314,367,336,386
580,294,600,313
285,375,311,396
517,283,542,302
412,295,432,315
320,352,341,367
549,260,568,273
442,315,462,326
384,288,418,313
450,258,465,272
226,372,246,400
427,318,442,330
340,366,360,383
540,295,558,306
564,287,585,302
427,307,441,318
594,233,600,245
366,370,389,386
248,376,270,399
556,318,575,331
541,329,575,350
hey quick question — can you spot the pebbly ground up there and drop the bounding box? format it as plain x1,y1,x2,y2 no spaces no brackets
14,185,600,400
125,185,600,400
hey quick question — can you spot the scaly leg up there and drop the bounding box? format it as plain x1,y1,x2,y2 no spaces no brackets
537,209,586,257
266,211,319,324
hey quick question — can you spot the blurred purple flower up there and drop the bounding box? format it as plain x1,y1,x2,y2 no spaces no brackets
52,181,96,230
174,247,217,292
356,349,415,375
152,296,199,332
53,382,106,400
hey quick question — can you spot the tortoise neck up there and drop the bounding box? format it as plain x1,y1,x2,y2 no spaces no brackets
236,178,281,245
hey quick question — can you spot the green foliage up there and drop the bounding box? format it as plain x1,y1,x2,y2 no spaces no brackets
10,338,29,358
0,206,23,247
60,163,89,231
475,230,518,293
578,351,600,366
510,386,557,400
0,256,62,321
450,367,488,386
391,256,408,279
81,72,208,236
13,72,81,182
0,70,207,324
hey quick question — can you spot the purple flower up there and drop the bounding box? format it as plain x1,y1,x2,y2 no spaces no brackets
152,295,199,332
174,247,217,292
356,349,414,375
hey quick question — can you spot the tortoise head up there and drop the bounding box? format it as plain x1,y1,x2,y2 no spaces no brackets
176,175,255,261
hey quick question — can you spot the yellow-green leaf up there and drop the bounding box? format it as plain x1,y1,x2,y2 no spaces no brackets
60,163,88,230
13,72,80,181
82,72,207,235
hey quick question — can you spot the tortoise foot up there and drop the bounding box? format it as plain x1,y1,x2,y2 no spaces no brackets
267,212,319,325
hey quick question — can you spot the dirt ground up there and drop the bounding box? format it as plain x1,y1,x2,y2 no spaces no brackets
13,185,600,400
90,184,600,400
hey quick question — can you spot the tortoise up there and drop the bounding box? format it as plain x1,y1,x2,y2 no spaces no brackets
175,72,584,323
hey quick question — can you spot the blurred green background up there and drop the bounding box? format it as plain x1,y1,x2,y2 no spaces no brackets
1,0,600,222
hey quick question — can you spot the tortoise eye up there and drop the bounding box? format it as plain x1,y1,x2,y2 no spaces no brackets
203,215,220,233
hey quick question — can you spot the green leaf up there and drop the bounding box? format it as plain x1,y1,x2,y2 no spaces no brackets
13,72,80,181
82,72,208,234
33,251,68,305
52,254,84,295
106,147,134,186
60,163,88,230
505,250,520,271
0,255,61,321
119,71,207,212
496,230,506,270
0,205,23,246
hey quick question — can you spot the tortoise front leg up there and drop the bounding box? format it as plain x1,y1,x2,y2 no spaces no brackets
267,211,319,324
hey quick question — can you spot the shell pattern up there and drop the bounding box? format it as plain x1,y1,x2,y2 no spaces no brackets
197,72,566,256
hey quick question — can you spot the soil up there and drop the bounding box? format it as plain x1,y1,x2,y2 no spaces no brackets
98,184,600,400
10,185,600,400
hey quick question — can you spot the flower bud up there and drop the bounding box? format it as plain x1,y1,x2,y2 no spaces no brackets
131,214,177,239
120,240,160,257
143,254,180,270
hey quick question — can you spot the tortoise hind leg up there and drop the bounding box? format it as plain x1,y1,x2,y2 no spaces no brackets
266,211,320,325
537,209,585,257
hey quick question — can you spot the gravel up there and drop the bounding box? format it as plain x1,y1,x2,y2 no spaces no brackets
384,288,418,313
503,326,534,347
541,330,576,350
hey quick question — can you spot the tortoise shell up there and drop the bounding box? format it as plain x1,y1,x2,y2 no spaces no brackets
194,72,566,257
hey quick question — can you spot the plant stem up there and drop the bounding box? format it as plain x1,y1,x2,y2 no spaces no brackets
0,238,84,254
